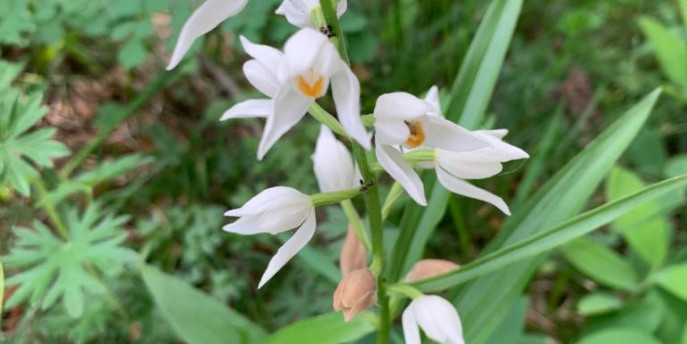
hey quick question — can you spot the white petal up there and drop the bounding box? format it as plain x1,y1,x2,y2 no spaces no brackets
221,99,272,120
376,144,426,206
243,60,280,97
373,92,433,121
257,204,312,233
240,36,283,69
375,119,411,146
284,28,330,77
223,215,263,235
436,150,503,179
402,305,422,344
474,131,530,161
336,0,348,17
482,129,508,139
257,87,312,160
424,86,442,116
313,126,356,192
436,168,511,215
167,0,249,70
414,296,464,344
224,186,310,217
258,209,316,288
331,63,371,149
276,0,316,28
421,116,491,152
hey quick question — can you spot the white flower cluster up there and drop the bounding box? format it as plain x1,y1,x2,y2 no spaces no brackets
167,1,529,342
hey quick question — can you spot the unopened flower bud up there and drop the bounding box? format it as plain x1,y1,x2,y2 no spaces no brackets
406,259,460,283
340,225,367,276
333,268,376,322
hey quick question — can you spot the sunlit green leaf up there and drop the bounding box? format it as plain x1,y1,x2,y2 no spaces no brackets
261,312,374,344
639,17,687,87
656,264,687,301
578,328,661,344
141,264,265,344
577,292,624,316
606,167,670,266
562,237,638,291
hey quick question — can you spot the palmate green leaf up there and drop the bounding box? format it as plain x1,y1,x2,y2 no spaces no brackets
577,292,624,316
577,328,661,344
2,203,135,318
655,264,687,301
388,0,524,283
561,237,638,291
606,167,670,266
261,312,375,344
141,264,265,344
410,173,687,292
639,17,687,88
449,89,661,344
0,93,70,196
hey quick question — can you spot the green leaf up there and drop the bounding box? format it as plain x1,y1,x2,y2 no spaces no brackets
680,0,687,32
141,264,265,344
3,203,134,317
0,93,70,196
410,173,687,292
639,17,687,88
577,292,624,316
485,297,529,344
561,237,638,291
655,264,687,301
450,89,661,344
261,312,374,344
683,322,687,344
388,0,524,283
606,167,670,266
578,328,661,344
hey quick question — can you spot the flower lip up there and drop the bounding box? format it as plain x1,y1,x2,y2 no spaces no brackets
296,71,326,98
404,120,426,148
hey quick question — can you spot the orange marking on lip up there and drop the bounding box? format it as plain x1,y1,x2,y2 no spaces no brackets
404,120,426,148
297,74,325,98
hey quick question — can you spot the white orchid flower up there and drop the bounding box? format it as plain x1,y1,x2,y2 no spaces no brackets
220,36,283,124
223,186,315,288
276,0,348,28
167,0,249,70
402,295,465,344
422,86,529,215
373,91,490,206
312,125,358,192
224,28,369,160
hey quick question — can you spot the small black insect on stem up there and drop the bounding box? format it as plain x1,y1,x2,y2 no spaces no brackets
359,179,374,192
319,25,334,38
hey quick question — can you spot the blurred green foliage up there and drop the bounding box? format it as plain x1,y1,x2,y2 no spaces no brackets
0,0,685,343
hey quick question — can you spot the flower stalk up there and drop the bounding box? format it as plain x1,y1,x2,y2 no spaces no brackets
318,0,390,341
310,187,361,207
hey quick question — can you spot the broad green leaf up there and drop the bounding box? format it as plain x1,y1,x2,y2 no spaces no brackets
577,292,624,316
606,167,670,266
410,173,687,292
655,264,687,301
683,322,687,344
681,0,687,32
451,89,661,344
578,328,661,344
485,297,529,344
639,17,687,88
585,290,665,335
261,312,374,344
141,264,265,344
561,237,638,291
388,0,524,283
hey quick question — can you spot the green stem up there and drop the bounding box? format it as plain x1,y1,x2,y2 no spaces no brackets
319,1,389,341
310,187,361,207
341,199,372,251
382,182,403,220
309,103,348,137
59,64,185,179
31,178,69,240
